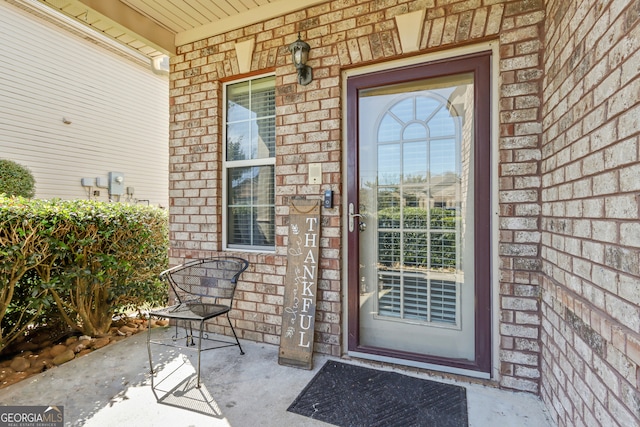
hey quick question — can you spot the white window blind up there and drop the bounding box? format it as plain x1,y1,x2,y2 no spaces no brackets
224,75,276,251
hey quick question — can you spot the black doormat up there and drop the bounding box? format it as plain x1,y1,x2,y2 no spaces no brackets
288,360,468,427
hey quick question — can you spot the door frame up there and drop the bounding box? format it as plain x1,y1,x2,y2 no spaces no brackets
344,49,493,375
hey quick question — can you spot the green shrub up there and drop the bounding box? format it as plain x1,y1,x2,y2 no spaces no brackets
3,269,59,342
45,200,169,336
0,159,35,198
0,196,168,349
0,197,53,352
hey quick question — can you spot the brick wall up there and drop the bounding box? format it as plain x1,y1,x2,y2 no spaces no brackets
168,0,546,391
540,0,640,426
496,0,545,393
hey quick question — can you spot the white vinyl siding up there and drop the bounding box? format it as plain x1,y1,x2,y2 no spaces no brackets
0,2,169,207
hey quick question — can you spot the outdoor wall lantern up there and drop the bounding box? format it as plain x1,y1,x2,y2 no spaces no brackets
289,33,312,86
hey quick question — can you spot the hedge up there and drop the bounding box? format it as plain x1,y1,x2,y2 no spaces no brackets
0,196,168,351
377,206,458,269
0,159,35,198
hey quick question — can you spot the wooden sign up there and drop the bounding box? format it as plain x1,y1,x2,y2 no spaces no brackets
278,199,321,369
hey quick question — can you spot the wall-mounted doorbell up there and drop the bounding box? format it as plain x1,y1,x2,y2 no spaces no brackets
323,189,333,208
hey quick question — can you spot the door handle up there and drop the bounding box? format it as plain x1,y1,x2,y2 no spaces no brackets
349,203,365,232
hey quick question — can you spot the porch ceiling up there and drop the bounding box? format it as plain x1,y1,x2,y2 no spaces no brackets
37,0,326,60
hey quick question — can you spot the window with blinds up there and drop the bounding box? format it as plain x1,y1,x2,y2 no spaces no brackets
224,75,276,251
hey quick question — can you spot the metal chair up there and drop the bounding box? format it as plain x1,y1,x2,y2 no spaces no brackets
147,257,249,388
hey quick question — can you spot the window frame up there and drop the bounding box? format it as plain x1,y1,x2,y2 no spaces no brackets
222,72,276,252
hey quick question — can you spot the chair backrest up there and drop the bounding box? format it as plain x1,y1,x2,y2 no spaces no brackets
160,257,249,304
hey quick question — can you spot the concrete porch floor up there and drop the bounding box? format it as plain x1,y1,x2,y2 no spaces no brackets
0,328,553,427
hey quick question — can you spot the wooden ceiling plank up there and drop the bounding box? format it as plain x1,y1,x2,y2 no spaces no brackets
172,0,221,25
154,0,204,29
78,0,175,54
116,33,137,44
225,0,249,13
235,0,260,10
203,0,237,17
41,0,75,9
103,27,126,38
121,0,189,32
91,19,115,31
186,0,223,22
59,3,87,16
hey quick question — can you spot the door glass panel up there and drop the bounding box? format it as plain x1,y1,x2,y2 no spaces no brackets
358,73,475,359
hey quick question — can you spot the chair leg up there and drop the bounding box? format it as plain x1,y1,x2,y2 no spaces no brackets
171,319,193,346
172,319,180,342
147,314,154,376
196,319,204,388
227,312,245,355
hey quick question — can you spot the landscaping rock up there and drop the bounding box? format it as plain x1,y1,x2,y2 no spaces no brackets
73,339,92,353
30,358,53,371
76,349,92,358
118,326,137,336
26,363,45,375
52,349,75,366
73,343,87,353
38,347,52,359
92,337,110,350
0,315,146,389
50,344,68,358
10,357,30,373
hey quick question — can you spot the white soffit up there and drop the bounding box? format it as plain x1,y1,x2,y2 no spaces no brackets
175,0,328,45
34,0,328,58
